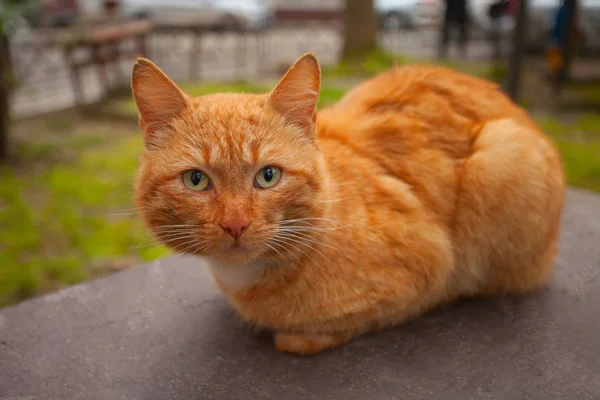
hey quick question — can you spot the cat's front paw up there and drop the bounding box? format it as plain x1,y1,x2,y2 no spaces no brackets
274,331,352,355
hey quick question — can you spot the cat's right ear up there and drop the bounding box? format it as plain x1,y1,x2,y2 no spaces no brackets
131,58,190,149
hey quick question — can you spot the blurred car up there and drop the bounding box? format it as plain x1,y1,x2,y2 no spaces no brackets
376,0,443,30
107,0,276,31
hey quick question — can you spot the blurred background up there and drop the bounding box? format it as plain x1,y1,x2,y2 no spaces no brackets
0,0,598,307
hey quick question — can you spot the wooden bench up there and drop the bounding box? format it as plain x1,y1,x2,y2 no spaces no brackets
18,18,153,105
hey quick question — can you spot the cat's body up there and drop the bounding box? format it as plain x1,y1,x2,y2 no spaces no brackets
132,54,564,355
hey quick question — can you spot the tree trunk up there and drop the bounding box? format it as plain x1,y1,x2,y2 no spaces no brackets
505,0,528,101
0,32,10,162
342,0,377,59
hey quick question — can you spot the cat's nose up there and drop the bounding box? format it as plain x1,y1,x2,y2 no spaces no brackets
220,219,251,240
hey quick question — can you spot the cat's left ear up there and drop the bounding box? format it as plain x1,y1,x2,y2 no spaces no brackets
267,53,321,137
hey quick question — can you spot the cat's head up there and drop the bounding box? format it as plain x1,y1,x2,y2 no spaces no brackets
132,53,325,265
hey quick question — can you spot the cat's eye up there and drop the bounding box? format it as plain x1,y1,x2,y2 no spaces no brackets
182,170,211,191
254,166,282,189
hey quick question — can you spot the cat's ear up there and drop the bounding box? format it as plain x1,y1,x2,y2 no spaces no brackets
131,58,190,149
267,53,321,136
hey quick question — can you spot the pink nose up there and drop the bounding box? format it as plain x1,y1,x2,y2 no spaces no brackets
220,220,250,240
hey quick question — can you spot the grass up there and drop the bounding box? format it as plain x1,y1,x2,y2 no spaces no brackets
321,49,510,84
1,57,599,307
537,113,600,192
573,82,600,104
322,49,406,78
0,115,170,307
117,80,346,117
117,81,273,117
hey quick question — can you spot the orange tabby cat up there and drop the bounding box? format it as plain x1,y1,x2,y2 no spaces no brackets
132,53,565,355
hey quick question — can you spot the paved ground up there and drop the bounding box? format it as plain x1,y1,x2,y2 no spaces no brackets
0,188,599,399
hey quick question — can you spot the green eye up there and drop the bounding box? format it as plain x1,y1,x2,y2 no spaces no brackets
182,170,211,191
254,166,282,189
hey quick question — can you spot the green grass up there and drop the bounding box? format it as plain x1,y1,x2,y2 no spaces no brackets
322,49,406,78
0,116,171,307
321,49,509,84
536,113,600,193
574,83,600,104
118,81,273,117
118,80,345,117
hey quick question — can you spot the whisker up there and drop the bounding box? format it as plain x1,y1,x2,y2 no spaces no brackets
277,222,361,232
273,235,328,260
269,236,310,259
133,229,196,247
263,242,284,259
132,230,193,248
250,223,346,237
131,234,197,250
170,239,201,253
153,231,197,240
158,234,197,243
276,230,338,251
269,243,307,264
272,239,303,262
194,240,213,254
111,206,152,216
276,229,332,245
279,217,342,226
270,235,327,262
179,239,209,254
149,224,204,231
278,219,366,232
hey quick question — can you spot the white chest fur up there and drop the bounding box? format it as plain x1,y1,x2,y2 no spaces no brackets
204,257,267,291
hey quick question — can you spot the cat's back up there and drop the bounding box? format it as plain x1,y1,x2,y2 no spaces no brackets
315,65,541,221
316,64,561,204
316,65,564,289
317,64,540,151
320,64,534,125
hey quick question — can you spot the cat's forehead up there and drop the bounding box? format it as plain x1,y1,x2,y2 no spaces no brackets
186,92,276,143
170,92,301,172
191,93,267,121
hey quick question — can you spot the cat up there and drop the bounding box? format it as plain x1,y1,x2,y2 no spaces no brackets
131,53,565,355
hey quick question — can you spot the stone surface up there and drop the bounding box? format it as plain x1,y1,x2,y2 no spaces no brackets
1,188,599,400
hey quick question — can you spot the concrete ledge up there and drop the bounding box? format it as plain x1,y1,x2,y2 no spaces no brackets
1,188,599,399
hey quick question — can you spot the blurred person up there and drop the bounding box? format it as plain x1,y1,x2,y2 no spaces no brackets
545,0,578,78
546,0,580,88
438,0,470,59
548,1,566,66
